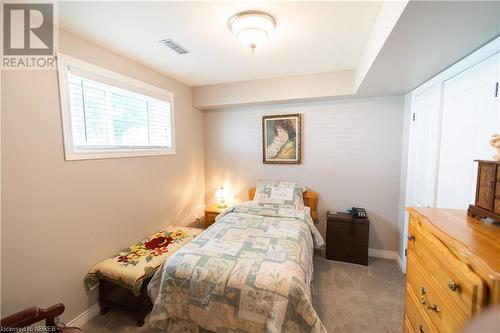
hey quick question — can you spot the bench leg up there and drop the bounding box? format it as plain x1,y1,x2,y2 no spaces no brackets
136,317,145,327
136,302,151,327
98,279,152,326
99,302,109,315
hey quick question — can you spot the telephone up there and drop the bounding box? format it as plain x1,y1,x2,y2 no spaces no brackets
351,207,367,219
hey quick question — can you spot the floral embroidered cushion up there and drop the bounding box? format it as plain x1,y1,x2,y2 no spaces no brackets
85,225,203,296
253,179,305,211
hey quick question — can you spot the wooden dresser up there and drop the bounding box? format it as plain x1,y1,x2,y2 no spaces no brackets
405,208,500,333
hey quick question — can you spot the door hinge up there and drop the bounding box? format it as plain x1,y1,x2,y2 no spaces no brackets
405,249,408,257
495,82,498,98
412,113,416,122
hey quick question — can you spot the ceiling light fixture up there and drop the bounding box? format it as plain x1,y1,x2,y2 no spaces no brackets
228,10,276,52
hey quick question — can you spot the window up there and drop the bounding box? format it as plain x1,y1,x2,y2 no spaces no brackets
57,53,175,160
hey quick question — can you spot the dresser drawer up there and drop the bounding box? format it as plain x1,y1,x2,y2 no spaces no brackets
408,217,484,318
405,285,437,333
406,252,465,333
404,315,414,333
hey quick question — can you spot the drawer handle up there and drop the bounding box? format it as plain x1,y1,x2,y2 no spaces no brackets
448,280,459,292
427,303,440,313
420,287,440,313
419,324,425,333
408,234,415,241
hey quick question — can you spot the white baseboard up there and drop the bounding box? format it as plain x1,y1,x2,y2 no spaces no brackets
396,254,404,273
67,303,99,328
368,248,398,260
369,248,405,273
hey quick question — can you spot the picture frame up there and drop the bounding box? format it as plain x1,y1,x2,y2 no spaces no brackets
262,113,302,164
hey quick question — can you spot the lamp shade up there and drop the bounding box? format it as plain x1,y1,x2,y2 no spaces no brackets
215,187,228,208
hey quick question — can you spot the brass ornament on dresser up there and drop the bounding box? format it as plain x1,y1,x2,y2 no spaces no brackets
467,160,500,222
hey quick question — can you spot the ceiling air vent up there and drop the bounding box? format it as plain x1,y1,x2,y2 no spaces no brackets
159,39,190,55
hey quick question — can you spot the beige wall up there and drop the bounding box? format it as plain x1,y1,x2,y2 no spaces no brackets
1,30,205,320
204,96,404,252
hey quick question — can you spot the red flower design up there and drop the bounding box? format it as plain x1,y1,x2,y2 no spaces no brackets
151,247,169,256
145,236,173,250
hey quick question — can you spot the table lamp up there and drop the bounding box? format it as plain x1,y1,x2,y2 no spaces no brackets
215,186,227,208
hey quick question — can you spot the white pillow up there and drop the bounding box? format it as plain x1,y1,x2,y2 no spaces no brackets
253,180,305,211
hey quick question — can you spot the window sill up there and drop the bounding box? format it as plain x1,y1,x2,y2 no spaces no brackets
65,148,176,161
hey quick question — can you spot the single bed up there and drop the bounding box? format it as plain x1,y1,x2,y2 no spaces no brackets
148,182,326,333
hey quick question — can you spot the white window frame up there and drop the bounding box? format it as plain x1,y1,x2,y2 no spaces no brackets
56,53,176,160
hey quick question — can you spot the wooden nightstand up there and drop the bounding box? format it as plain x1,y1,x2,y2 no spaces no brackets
326,211,369,265
204,204,225,228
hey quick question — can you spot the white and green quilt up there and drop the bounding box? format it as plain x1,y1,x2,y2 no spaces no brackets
148,202,326,333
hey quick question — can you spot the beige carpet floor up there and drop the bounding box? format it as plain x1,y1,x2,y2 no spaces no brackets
82,256,405,333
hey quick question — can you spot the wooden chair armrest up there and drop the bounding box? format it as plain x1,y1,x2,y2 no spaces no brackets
0,306,39,328
41,304,81,332
40,303,65,327
1,303,80,332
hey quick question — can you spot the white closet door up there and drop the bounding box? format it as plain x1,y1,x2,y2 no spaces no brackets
408,84,443,208
437,53,500,208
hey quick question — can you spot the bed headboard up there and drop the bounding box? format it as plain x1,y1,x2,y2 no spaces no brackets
248,187,319,222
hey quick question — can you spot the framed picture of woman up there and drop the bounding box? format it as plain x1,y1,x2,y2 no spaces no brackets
262,114,302,164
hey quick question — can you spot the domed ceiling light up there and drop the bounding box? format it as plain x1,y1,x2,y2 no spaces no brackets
228,10,276,52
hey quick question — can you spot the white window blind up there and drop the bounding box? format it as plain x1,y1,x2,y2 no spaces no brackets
57,54,175,160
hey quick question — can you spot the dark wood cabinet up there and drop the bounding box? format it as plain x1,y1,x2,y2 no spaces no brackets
468,160,500,221
326,211,369,265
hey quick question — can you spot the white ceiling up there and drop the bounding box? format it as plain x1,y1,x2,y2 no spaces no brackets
59,1,381,86
357,0,500,96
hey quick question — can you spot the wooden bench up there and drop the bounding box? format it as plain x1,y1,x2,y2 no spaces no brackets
85,226,203,326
